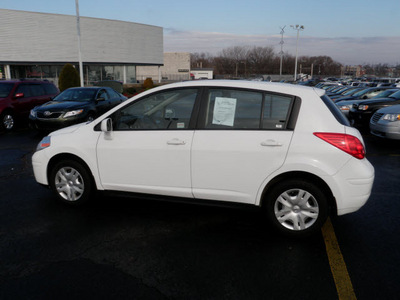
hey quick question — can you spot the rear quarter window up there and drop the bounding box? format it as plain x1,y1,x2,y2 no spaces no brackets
320,94,350,126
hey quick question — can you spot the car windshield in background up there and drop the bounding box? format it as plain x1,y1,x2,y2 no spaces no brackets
374,90,398,98
388,91,400,100
352,89,368,97
53,89,97,102
0,83,14,98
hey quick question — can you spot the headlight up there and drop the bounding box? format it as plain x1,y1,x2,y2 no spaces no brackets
30,110,36,117
358,105,369,111
383,113,400,122
36,136,51,151
339,105,350,111
63,109,84,118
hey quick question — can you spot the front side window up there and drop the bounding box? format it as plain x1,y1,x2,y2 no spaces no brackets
98,89,109,100
113,88,198,130
16,84,32,97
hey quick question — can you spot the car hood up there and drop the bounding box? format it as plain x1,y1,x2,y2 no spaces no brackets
355,97,397,105
375,104,400,114
336,99,365,106
49,121,87,136
335,96,355,102
35,100,90,111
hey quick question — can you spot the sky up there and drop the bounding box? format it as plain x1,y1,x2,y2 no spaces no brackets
1,0,400,65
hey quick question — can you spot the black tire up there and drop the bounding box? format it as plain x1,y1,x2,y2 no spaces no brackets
49,160,93,206
0,111,15,131
86,113,95,122
264,179,329,237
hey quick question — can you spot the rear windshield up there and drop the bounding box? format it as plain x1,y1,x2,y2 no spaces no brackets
320,95,350,126
0,83,14,98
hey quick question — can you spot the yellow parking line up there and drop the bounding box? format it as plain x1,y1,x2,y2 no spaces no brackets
321,217,357,300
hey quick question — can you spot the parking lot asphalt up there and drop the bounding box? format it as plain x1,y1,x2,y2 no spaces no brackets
0,127,399,299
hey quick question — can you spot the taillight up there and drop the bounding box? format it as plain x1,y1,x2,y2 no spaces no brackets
313,132,365,159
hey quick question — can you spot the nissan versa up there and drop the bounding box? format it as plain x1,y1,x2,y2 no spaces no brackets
32,81,375,237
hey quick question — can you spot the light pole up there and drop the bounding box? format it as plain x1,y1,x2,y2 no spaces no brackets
279,26,286,78
291,25,304,82
75,0,84,87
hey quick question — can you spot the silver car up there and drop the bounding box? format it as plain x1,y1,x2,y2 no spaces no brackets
370,104,400,140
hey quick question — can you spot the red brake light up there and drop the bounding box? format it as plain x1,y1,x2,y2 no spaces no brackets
313,132,365,159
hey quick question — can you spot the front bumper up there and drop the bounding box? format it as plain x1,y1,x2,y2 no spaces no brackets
348,110,373,126
29,115,87,131
370,121,400,140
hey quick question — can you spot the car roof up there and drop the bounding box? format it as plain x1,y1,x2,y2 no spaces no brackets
147,80,326,98
0,79,53,84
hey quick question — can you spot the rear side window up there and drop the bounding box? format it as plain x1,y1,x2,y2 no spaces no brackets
203,88,294,130
43,84,58,95
0,83,14,97
263,94,293,130
205,89,262,129
107,88,121,98
320,95,350,126
30,84,46,96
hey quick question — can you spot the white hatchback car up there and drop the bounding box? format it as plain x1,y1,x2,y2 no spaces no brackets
32,80,374,236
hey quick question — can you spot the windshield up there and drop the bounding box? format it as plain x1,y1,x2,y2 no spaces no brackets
53,89,97,102
374,90,397,98
389,90,400,100
352,89,369,97
0,83,14,98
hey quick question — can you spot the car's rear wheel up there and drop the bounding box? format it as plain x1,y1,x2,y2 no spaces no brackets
264,179,329,237
1,111,15,131
49,160,93,205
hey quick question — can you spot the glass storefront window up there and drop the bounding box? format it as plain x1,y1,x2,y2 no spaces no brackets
126,66,137,83
7,64,137,86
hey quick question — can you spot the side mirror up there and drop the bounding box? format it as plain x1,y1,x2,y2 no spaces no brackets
101,118,113,132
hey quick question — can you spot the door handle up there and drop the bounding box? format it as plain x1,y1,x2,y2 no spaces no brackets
167,138,186,145
261,139,282,147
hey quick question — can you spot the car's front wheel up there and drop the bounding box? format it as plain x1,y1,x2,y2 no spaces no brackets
49,160,93,205
264,179,329,237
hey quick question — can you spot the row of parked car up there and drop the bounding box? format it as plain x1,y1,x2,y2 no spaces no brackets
0,79,127,132
316,83,400,140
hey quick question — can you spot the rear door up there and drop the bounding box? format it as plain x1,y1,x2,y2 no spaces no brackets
191,88,295,204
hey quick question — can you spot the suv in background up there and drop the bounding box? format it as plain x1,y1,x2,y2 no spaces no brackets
0,79,59,131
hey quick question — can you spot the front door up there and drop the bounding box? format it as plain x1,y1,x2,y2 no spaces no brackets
96,87,199,198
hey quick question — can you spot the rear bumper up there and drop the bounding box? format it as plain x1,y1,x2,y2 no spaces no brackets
326,157,375,216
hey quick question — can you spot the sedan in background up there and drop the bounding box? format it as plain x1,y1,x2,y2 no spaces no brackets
349,89,400,127
29,87,127,131
334,87,393,103
370,104,400,140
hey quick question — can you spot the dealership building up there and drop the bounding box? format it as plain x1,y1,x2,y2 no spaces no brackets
0,9,163,85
